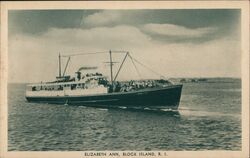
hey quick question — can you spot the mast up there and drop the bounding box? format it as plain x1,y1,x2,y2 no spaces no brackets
63,57,71,77
59,53,61,77
114,52,129,81
109,50,114,88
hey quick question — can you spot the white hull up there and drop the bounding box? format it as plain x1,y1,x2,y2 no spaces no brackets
26,86,108,97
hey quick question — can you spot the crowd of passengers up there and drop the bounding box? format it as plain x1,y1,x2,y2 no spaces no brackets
109,79,172,93
75,72,103,81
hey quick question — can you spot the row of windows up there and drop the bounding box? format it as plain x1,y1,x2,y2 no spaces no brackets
28,83,100,91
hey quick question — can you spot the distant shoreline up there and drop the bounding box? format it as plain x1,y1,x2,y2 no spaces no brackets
8,77,241,84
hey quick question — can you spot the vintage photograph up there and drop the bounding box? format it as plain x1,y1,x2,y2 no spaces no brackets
1,1,249,157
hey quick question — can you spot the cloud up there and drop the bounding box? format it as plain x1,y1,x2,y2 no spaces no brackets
8,25,240,83
143,23,217,38
42,25,152,50
83,10,121,26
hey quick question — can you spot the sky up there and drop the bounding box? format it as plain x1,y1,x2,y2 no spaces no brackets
8,9,241,83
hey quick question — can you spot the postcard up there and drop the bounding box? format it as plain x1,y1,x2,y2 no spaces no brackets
0,1,249,158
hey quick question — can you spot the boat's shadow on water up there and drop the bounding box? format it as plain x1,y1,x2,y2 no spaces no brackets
84,105,181,117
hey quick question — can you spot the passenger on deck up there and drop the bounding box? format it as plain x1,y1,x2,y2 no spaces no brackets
114,82,121,92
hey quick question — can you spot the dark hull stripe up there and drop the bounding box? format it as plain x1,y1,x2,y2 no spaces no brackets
26,85,183,110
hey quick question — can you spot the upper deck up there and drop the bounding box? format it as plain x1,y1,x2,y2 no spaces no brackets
26,73,109,91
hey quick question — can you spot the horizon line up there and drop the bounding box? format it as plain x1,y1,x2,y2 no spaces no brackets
7,76,241,84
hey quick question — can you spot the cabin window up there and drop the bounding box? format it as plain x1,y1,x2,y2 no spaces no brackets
36,86,41,91
58,85,63,90
71,84,77,90
32,86,36,91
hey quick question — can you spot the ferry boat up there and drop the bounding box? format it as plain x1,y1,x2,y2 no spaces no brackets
25,50,183,110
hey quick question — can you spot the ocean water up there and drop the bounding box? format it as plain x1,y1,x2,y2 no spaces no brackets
8,79,241,151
